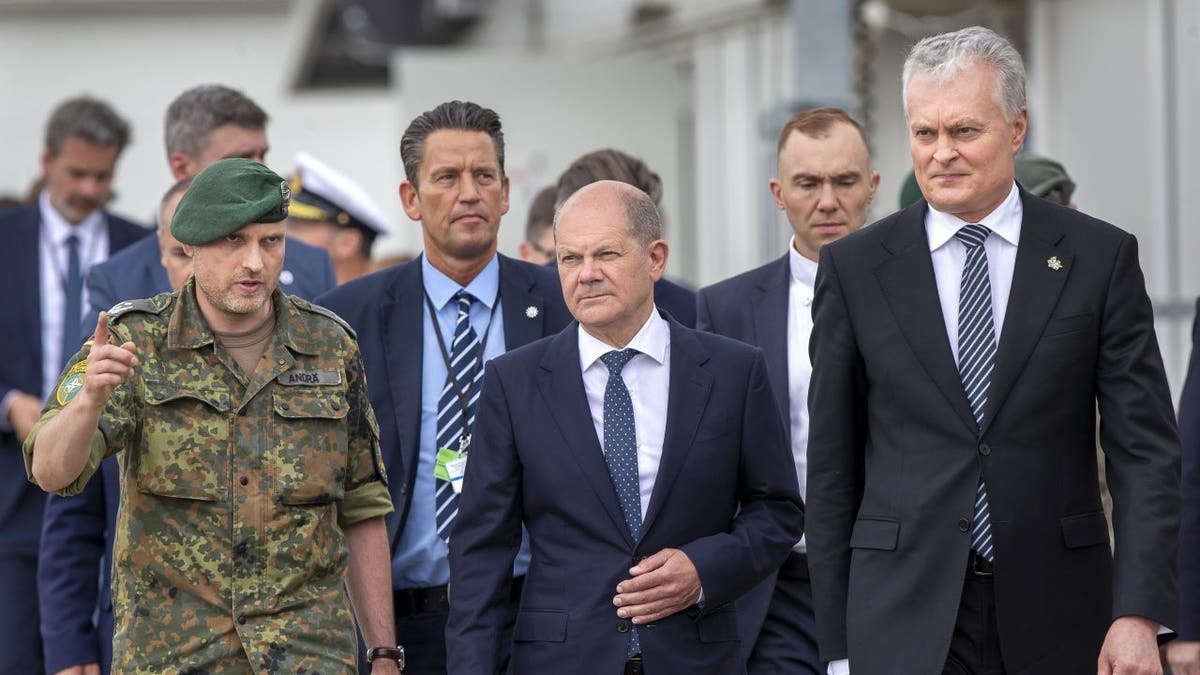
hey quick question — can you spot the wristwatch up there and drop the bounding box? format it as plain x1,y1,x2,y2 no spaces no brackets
366,645,405,669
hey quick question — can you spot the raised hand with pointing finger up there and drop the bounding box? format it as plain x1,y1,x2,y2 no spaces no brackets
73,311,139,410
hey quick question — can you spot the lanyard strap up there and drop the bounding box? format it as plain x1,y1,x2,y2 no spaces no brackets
423,286,502,428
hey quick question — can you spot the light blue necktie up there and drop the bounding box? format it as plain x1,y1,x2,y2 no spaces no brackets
61,234,82,369
956,223,995,562
434,291,482,542
600,348,642,656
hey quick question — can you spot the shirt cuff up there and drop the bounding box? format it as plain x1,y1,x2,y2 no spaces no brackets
339,480,394,527
828,658,850,675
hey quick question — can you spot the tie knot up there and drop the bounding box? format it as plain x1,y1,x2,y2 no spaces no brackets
600,348,639,375
955,223,990,249
64,234,79,250
453,290,475,312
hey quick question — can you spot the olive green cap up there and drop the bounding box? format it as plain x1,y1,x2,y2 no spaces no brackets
171,158,290,245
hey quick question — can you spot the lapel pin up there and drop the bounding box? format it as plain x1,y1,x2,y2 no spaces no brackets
525,305,539,319
1046,256,1063,271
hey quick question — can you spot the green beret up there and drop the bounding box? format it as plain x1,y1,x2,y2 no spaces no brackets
1015,153,1076,206
171,158,290,245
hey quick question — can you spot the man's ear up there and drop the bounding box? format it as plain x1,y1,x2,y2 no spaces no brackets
167,152,193,181
399,181,422,222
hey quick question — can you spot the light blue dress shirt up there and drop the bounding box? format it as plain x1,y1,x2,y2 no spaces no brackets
392,253,530,588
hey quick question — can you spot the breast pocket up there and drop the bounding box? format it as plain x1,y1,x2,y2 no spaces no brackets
272,387,349,505
136,380,232,501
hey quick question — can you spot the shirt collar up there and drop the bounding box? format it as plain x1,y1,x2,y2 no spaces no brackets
926,182,1022,252
788,237,819,288
421,252,501,310
39,189,105,245
578,307,669,372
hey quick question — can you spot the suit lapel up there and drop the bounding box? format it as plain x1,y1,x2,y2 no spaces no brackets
498,255,546,350
641,317,713,538
538,325,634,546
752,255,791,421
981,194,1071,436
874,206,978,434
380,261,426,513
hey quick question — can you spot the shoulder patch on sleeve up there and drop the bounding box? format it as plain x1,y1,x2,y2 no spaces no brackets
292,297,356,339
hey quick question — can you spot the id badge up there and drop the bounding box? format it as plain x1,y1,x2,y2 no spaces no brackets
447,456,468,494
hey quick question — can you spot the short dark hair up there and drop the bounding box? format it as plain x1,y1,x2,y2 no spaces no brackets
555,148,662,207
164,84,268,158
400,101,505,186
775,107,868,155
525,185,557,243
45,96,131,156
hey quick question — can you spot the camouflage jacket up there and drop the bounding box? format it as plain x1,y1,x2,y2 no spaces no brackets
25,281,392,674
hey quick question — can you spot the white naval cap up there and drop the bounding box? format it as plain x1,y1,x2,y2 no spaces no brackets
288,151,392,236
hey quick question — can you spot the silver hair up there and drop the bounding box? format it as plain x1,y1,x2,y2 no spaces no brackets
902,26,1026,121
164,84,267,158
553,183,661,249
45,96,130,155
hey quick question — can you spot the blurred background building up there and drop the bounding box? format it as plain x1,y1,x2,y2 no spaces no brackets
1,0,1197,392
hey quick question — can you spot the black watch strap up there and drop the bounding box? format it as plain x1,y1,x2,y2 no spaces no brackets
366,645,405,667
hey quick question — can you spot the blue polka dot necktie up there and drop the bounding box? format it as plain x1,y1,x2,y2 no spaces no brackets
956,223,995,562
434,291,482,542
600,348,642,656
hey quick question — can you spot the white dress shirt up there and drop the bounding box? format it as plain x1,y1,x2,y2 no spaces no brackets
787,239,817,554
927,183,1022,361
827,184,1022,675
578,308,671,516
38,191,110,400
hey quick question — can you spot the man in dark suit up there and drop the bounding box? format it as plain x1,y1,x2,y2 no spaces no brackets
0,95,148,674
697,107,878,674
1174,300,1200,673
555,148,698,327
447,180,803,674
317,100,572,674
807,27,1179,675
39,84,337,675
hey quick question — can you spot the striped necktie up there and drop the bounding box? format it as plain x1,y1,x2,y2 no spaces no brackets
955,223,995,562
434,291,483,542
600,348,642,656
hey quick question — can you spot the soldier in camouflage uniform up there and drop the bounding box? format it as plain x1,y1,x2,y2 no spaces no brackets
25,159,403,674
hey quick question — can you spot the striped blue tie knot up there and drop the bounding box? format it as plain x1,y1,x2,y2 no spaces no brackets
955,222,996,562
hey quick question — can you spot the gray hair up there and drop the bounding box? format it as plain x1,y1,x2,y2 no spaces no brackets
902,26,1026,122
164,84,268,158
45,96,130,156
400,101,505,187
554,182,661,249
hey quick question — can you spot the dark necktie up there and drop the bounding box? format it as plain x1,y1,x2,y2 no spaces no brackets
434,291,482,542
61,234,82,369
955,223,995,562
600,348,642,656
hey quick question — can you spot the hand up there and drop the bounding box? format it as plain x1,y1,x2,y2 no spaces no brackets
78,311,138,410
1097,615,1161,675
7,391,43,442
52,664,101,675
613,548,701,624
1166,640,1200,675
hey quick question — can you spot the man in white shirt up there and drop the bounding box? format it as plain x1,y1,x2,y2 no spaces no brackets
807,26,1178,675
446,180,803,674
0,95,147,674
697,107,879,674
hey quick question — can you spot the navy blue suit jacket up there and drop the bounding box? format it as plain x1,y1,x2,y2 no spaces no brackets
316,253,572,550
696,254,792,656
0,203,146,673
653,277,697,328
1179,298,1200,639
38,232,334,673
446,313,804,674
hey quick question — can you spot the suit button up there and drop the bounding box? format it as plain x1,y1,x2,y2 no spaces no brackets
979,442,992,456
958,518,970,532
617,620,630,633
239,476,249,486
237,615,247,625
